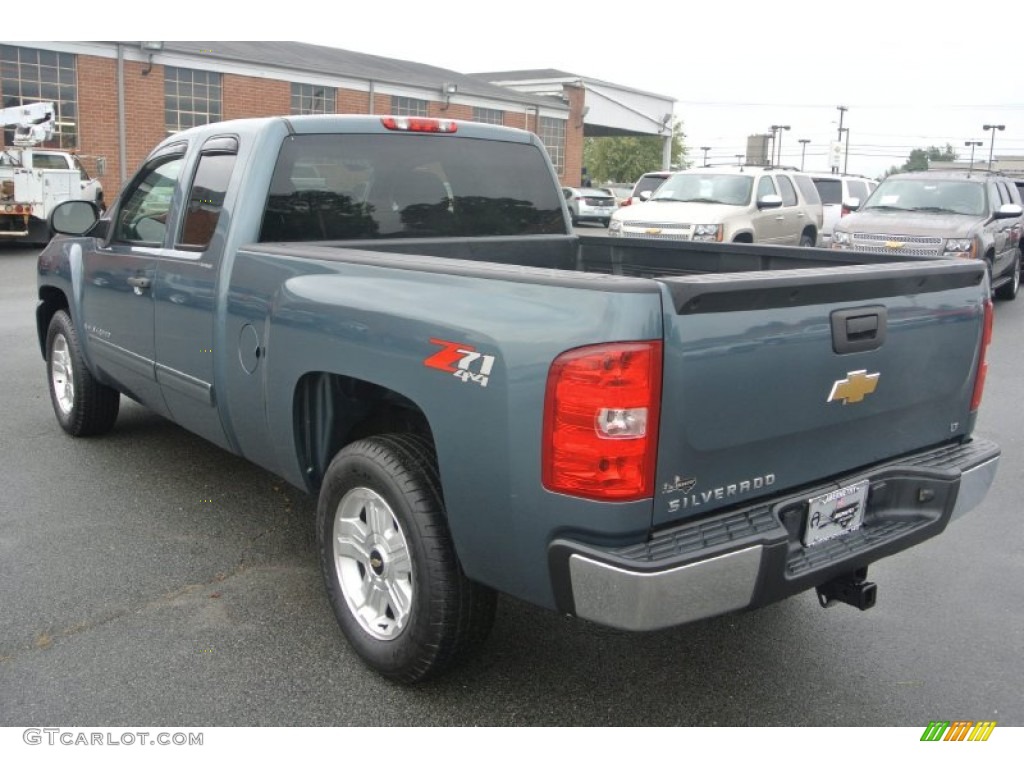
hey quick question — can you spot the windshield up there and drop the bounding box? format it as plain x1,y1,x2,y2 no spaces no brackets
864,179,986,216
652,174,753,206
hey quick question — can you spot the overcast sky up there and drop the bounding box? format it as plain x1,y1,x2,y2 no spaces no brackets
56,0,1024,178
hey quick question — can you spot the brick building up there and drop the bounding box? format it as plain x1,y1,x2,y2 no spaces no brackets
0,40,589,194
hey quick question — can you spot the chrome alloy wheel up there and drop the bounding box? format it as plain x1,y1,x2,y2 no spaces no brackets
50,333,75,415
333,487,413,641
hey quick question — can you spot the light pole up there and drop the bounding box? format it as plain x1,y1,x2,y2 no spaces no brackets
834,105,847,173
798,139,810,170
964,140,983,174
842,128,851,175
700,146,711,166
735,154,744,168
770,124,790,165
982,124,1005,170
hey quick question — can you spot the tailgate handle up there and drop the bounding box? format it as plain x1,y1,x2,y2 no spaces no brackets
831,306,887,354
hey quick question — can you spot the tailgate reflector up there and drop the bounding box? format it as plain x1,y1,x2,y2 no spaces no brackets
970,298,993,412
543,341,662,501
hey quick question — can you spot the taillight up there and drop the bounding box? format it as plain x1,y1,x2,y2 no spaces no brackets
381,116,457,133
620,198,632,207
543,341,662,501
970,298,993,412
840,205,851,217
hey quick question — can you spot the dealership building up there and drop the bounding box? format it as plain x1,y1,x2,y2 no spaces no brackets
0,41,676,193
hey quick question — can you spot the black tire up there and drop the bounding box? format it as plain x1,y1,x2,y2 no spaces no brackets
316,434,496,683
994,252,1020,301
799,232,816,248
45,310,120,436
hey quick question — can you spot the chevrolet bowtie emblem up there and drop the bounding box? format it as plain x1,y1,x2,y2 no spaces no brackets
828,370,880,405
885,240,905,249
645,228,662,235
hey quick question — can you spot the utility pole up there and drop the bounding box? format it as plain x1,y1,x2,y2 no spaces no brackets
700,146,710,166
798,139,810,170
843,128,850,175
834,105,847,173
982,124,1005,170
964,140,983,175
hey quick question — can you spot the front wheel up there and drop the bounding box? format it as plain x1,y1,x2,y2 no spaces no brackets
994,252,1020,301
46,310,120,436
316,434,496,683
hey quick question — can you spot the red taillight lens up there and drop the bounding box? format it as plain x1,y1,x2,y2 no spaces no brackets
970,298,993,412
840,206,851,217
620,198,632,207
543,341,662,501
381,116,457,133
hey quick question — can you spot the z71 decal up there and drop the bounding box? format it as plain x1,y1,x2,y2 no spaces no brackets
424,338,496,388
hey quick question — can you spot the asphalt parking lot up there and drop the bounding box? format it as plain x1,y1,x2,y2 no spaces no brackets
1,242,1022,727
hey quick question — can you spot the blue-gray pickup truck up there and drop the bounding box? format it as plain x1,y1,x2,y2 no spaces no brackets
37,115,1000,683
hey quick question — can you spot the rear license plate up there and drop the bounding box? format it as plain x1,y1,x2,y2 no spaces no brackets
803,480,868,546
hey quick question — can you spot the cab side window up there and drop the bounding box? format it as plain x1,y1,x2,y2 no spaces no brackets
177,142,238,251
114,155,184,245
775,175,798,206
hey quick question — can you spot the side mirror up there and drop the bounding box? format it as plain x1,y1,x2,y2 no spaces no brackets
842,197,861,212
639,190,652,201
757,193,783,210
994,203,1023,220
50,199,101,236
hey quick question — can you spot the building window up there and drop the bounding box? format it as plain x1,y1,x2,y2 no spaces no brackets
390,96,428,117
291,83,336,115
0,45,78,149
165,67,222,134
472,108,504,126
538,117,566,175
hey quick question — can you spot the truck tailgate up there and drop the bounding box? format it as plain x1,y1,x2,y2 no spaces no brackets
652,260,987,527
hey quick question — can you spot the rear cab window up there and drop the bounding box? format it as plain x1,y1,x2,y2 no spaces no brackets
259,133,566,241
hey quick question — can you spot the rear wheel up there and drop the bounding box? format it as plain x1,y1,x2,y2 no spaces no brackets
46,310,120,436
316,434,496,683
994,252,1020,301
799,232,816,248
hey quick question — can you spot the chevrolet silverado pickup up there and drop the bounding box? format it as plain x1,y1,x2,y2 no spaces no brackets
36,115,1000,683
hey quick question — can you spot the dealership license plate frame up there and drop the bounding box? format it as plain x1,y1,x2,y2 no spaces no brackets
803,480,869,547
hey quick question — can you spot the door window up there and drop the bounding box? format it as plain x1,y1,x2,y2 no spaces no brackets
775,175,798,206
114,155,184,245
757,175,777,200
177,150,237,250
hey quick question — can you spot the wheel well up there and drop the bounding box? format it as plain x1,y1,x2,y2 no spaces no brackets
732,232,753,243
293,372,435,492
802,225,817,240
36,287,69,358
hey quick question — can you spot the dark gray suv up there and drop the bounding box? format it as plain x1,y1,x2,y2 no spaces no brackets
832,171,1023,300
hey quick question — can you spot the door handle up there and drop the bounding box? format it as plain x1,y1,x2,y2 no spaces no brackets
127,276,152,295
774,215,785,221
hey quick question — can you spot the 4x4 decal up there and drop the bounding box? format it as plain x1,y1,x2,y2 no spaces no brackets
424,338,496,388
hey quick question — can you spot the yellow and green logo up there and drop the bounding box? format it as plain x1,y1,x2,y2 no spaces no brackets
920,721,997,742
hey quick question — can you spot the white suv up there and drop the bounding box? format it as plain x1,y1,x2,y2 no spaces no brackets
810,173,877,246
609,166,823,246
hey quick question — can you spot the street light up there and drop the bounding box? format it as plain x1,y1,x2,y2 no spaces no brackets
841,128,851,175
982,124,1005,170
770,124,790,165
700,146,711,166
835,106,848,173
798,139,810,171
735,154,744,168
964,140,983,174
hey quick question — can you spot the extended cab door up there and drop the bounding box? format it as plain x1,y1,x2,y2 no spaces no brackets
79,144,186,415
152,136,239,450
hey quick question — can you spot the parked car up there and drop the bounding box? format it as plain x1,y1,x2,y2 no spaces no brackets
832,170,1023,300
609,165,823,246
562,186,616,226
810,173,878,246
623,170,672,207
600,184,633,206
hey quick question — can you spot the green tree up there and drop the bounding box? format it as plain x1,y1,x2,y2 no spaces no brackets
583,120,687,184
885,143,958,176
